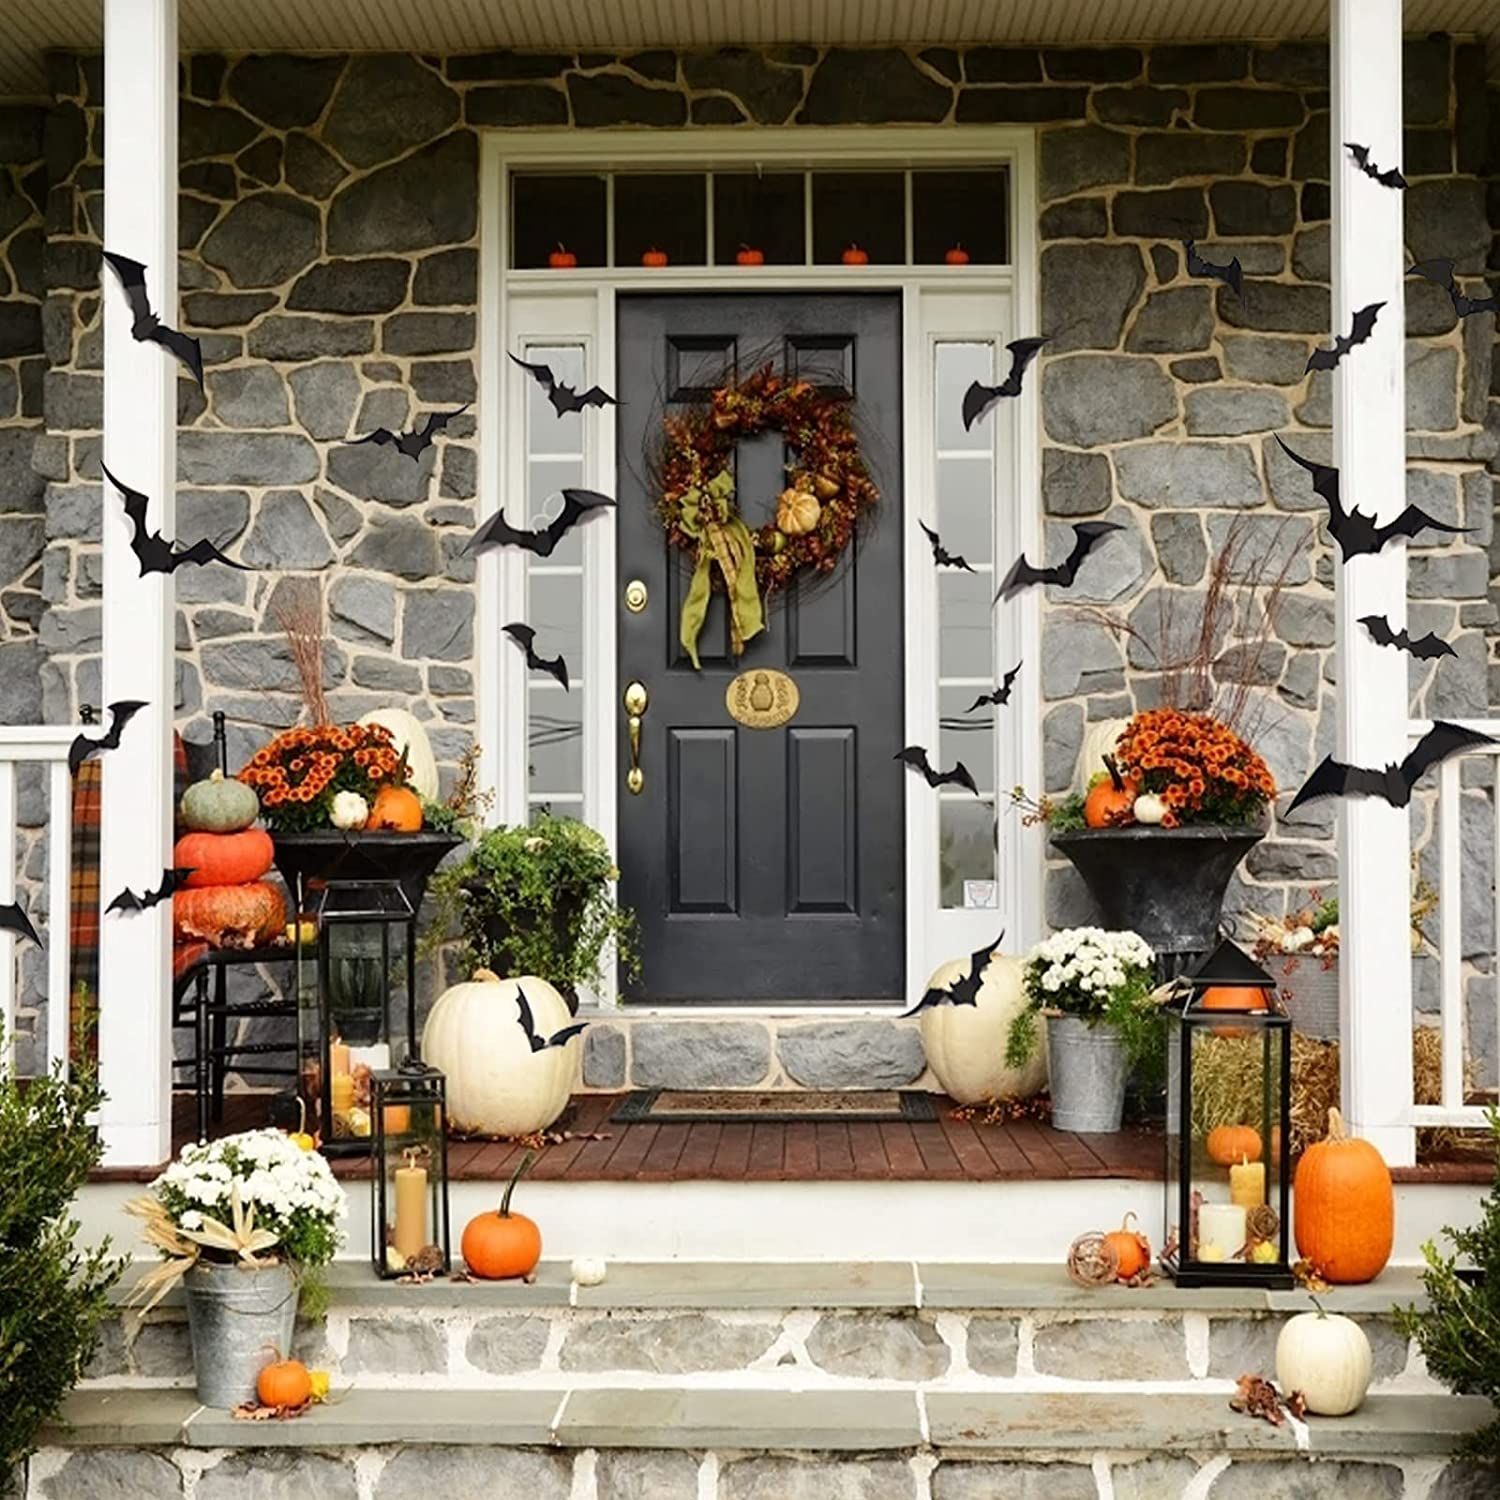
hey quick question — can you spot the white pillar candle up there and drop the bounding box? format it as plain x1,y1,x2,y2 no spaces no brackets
1197,1202,1247,1261
349,1043,391,1072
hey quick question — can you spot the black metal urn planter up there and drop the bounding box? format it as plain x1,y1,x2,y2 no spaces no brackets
273,830,463,915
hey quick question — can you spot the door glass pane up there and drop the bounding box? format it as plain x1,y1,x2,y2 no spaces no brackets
940,799,997,909
615,173,707,267
913,169,1009,266
512,174,608,269
934,342,994,452
811,171,906,265
712,172,805,265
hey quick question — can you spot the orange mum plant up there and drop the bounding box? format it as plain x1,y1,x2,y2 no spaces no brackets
1112,708,1275,829
239,723,404,835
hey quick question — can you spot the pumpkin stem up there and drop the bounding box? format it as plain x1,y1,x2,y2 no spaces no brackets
1308,1294,1327,1318
208,768,225,783
472,967,501,983
1120,1210,1138,1233
1326,1107,1348,1142
499,1150,535,1217
1103,755,1125,793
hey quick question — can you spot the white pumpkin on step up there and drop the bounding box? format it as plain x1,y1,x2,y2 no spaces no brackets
1275,1307,1373,1416
357,708,439,803
917,950,1047,1105
421,970,579,1136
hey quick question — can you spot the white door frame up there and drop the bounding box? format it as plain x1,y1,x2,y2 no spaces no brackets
477,127,1042,1009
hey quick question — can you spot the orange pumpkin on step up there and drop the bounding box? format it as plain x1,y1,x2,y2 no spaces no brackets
1206,1124,1262,1166
367,783,423,833
173,828,274,887
256,1357,312,1409
462,1152,542,1280
1294,1107,1393,1284
1104,1212,1150,1281
174,880,286,948
1084,757,1137,828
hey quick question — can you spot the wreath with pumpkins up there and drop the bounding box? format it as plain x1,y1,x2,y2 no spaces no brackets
657,366,879,668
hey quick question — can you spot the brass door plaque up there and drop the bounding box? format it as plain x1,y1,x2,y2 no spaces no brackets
725,669,799,730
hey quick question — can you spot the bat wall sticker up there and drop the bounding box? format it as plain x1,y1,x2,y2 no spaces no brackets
68,700,146,776
1359,614,1455,661
101,251,204,390
1275,438,1466,559
510,353,617,417
349,405,469,462
995,522,1122,603
900,934,1003,1017
895,746,978,796
967,664,1022,713
515,983,588,1052
107,868,196,914
1288,721,1497,814
1345,142,1406,188
504,623,570,691
1408,258,1500,319
918,521,974,572
1184,239,1243,295
1306,301,1384,372
103,464,249,576
961,337,1048,430
0,900,41,948
469,489,615,557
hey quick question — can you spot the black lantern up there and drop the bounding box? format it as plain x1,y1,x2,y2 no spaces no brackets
295,878,418,1157
1164,938,1293,1288
370,1061,451,1279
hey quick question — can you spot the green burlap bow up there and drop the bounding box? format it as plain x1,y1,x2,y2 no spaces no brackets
677,469,764,670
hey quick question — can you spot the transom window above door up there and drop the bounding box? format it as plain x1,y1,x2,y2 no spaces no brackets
509,167,1011,270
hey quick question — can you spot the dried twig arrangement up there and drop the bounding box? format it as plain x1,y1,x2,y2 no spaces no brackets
274,589,331,727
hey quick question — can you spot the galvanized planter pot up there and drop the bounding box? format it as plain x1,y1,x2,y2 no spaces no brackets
183,1261,298,1408
1263,953,1340,1040
1046,1014,1128,1134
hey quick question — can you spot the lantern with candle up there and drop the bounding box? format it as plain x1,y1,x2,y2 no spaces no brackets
1163,937,1293,1288
296,877,420,1157
370,1060,451,1279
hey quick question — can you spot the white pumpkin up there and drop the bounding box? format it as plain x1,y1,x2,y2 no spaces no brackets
357,708,439,802
1275,1309,1373,1416
1078,717,1131,791
918,951,1047,1105
421,970,579,1136
1132,792,1167,826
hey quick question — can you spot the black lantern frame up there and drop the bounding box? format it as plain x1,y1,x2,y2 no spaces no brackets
1164,939,1294,1289
295,877,419,1158
370,1061,451,1279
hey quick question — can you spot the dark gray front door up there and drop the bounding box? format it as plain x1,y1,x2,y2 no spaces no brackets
616,293,904,1002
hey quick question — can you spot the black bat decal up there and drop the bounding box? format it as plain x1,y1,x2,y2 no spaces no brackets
349,405,469,462
967,664,1022,713
468,488,615,558
1183,239,1243,296
961,337,1049,430
510,352,617,417
1408,258,1499,319
901,934,1004,1017
995,521,1122,603
68,700,146,776
515,982,588,1052
101,251,204,390
1306,301,1384,372
1345,142,1406,189
919,521,974,573
103,463,249,577
1359,614,1455,661
504,623,569,692
895,746,978,796
107,867,196,915
1287,721,1498,815
1275,438,1466,560
0,900,41,948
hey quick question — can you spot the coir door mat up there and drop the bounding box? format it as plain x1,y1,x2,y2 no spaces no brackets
610,1089,939,1125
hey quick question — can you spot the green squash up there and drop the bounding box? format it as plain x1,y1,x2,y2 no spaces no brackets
180,769,260,833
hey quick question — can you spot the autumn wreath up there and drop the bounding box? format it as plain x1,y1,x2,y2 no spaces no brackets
658,366,879,668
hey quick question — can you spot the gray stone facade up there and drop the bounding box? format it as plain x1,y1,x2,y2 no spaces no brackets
3,41,1499,1060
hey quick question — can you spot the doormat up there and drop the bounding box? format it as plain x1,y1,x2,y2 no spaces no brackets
611,1089,939,1125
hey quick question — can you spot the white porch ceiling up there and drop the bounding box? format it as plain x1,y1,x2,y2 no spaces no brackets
1,0,1496,98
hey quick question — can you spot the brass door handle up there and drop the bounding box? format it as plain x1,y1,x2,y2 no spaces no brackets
624,680,649,794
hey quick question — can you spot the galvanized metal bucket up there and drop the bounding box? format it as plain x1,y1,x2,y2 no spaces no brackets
1046,1014,1128,1134
183,1261,298,1408
1268,957,1340,1040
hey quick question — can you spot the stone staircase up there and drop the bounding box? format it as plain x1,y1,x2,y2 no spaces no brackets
28,1261,1493,1499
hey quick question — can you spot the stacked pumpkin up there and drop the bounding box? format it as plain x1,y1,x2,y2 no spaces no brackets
172,771,285,949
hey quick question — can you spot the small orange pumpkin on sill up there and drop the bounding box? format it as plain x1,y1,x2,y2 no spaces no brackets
257,1357,313,1410
1083,756,1137,828
735,244,765,266
944,244,971,266
462,1151,542,1280
1103,1212,1151,1281
641,246,669,267
841,244,870,265
548,244,577,269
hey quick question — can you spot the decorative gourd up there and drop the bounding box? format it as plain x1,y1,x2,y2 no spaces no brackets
462,1151,542,1279
179,769,259,834
1104,1212,1150,1281
367,783,423,833
173,828,274,888
1084,757,1137,828
356,709,439,802
330,790,369,831
1206,1124,1262,1166
1132,793,1167,826
174,880,286,948
1294,1108,1394,1284
1078,718,1129,790
776,486,821,536
1276,1305,1373,1415
256,1357,313,1410
917,950,1046,1105
421,971,578,1135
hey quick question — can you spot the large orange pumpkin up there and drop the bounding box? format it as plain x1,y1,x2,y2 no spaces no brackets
1084,757,1137,829
1207,1124,1262,1166
1294,1107,1394,1284
173,828,274,888
367,784,423,833
174,880,286,948
462,1152,542,1280
256,1357,312,1409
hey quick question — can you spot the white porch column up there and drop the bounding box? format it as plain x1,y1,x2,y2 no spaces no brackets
1329,0,1415,1164
98,0,178,1166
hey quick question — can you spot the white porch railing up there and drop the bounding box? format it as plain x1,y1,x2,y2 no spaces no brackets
0,726,83,1078
1408,718,1500,1132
